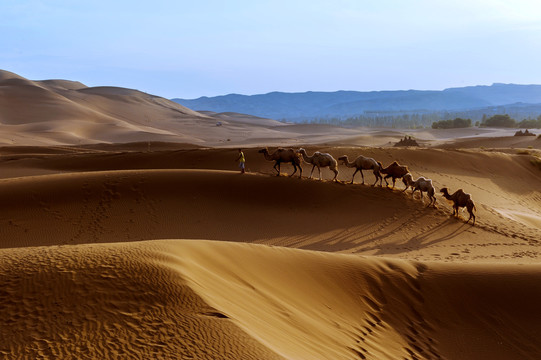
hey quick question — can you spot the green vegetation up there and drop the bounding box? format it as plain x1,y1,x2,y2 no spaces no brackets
302,112,541,129
481,114,516,127
432,118,472,129
480,114,541,128
517,116,541,128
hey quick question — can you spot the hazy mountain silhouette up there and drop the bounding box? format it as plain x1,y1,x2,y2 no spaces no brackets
172,84,541,121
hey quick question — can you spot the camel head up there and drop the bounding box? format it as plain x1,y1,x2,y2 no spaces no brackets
337,155,348,164
440,187,450,196
297,148,307,155
402,173,414,186
258,148,269,154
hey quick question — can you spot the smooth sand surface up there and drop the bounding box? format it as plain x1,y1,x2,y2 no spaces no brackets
2,70,541,359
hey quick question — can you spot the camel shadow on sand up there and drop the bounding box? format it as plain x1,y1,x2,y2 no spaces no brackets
367,218,473,256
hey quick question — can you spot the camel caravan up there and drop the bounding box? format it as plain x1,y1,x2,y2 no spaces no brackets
258,147,477,225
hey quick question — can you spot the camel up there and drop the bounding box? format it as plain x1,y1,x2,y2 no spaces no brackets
298,148,338,181
337,155,383,186
440,187,476,225
258,147,302,178
380,161,409,188
402,173,437,207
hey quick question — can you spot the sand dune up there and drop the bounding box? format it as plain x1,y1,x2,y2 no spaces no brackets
2,240,541,359
0,147,539,257
3,70,540,150
2,70,541,359
0,147,540,359
1,70,379,147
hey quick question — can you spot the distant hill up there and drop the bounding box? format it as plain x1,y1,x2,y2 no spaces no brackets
0,70,288,146
172,84,541,122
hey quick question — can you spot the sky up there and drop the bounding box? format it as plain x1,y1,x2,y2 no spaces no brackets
2,0,541,99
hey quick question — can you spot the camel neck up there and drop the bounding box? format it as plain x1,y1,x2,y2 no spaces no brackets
301,150,313,161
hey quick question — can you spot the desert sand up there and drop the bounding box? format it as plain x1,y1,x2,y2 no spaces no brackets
1,71,541,359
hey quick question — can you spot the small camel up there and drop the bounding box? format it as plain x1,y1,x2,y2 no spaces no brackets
298,148,338,181
440,187,476,225
402,173,437,207
380,161,409,188
337,155,383,186
258,147,302,178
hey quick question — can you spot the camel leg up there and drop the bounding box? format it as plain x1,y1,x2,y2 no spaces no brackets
290,162,297,177
273,162,281,176
372,171,379,186
360,170,365,185
467,204,476,225
383,175,390,187
309,165,316,179
332,169,338,182
318,167,322,181
351,169,359,184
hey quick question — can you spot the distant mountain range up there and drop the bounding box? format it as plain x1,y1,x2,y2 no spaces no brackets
172,84,541,122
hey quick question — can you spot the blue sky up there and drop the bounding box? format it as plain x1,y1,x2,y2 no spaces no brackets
2,0,541,98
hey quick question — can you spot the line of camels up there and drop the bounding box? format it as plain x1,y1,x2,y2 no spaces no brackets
258,147,476,225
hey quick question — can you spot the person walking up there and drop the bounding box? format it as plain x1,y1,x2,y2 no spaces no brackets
235,148,246,174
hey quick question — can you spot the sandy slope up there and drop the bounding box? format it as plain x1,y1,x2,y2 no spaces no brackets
0,145,540,358
2,70,541,359
1,145,539,259
0,70,365,147
2,240,541,359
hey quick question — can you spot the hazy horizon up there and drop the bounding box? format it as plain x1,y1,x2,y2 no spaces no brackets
2,1,541,99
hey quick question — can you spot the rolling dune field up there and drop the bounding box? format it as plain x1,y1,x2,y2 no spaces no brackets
1,142,541,359
2,70,541,359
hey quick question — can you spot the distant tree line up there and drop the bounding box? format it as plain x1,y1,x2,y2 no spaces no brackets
432,118,472,129
300,112,541,129
481,114,541,128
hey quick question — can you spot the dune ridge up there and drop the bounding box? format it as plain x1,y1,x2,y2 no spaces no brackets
1,166,539,263
2,69,541,359
2,239,541,359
